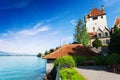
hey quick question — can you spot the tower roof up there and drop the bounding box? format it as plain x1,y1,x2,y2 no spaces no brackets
86,5,106,18
89,8,105,17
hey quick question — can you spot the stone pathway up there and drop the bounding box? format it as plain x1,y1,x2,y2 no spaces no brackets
76,66,120,80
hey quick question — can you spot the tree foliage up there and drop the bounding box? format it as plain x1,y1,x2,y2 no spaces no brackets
92,38,102,48
109,27,120,54
37,52,42,57
73,19,89,46
44,50,50,55
44,47,60,55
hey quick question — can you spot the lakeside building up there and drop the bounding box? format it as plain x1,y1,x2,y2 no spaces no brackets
43,44,97,60
85,5,110,46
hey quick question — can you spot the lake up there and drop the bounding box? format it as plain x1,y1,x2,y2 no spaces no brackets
0,56,46,80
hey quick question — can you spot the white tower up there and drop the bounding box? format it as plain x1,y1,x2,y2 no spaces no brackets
85,5,108,33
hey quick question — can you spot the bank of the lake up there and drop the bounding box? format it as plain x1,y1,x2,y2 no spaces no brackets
0,56,46,80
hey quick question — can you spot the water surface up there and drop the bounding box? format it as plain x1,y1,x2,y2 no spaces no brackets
0,56,46,80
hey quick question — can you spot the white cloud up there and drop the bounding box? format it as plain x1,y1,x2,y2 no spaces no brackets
0,22,73,55
0,22,51,54
17,23,49,36
2,22,50,38
70,19,77,26
17,26,49,36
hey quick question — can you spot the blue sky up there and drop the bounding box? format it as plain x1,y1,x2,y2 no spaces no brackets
0,0,120,54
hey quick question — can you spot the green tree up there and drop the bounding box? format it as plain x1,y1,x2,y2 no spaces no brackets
92,38,102,48
109,27,120,54
37,52,42,57
73,19,89,46
44,50,50,55
44,48,55,55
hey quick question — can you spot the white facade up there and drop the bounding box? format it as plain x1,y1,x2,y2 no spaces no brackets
85,6,110,46
85,15,108,33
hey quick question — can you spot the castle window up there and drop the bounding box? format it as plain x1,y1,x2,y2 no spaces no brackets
93,17,98,20
106,40,109,44
101,16,103,18
98,33,101,37
103,40,106,44
105,32,108,37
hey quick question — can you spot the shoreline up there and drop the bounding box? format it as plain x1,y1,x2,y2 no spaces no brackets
44,63,54,80
46,63,54,73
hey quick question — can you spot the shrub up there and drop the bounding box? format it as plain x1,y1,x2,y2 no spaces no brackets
73,56,108,66
60,68,86,80
85,56,97,61
95,56,107,65
37,53,42,57
92,38,102,48
54,56,75,69
72,56,85,66
106,53,120,64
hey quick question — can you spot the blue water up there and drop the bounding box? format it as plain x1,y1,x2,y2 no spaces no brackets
0,56,46,80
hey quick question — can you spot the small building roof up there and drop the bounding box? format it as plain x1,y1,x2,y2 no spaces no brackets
88,32,97,38
114,16,120,26
43,44,98,59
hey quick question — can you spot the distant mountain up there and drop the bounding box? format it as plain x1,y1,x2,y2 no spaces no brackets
0,51,11,56
0,51,36,56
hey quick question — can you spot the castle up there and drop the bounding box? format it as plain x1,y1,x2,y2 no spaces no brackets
84,5,110,46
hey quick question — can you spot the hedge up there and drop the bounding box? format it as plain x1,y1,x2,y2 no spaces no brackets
72,53,120,66
60,68,86,80
54,56,75,69
106,53,120,65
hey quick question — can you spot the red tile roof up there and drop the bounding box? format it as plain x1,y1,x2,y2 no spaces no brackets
114,16,120,26
43,44,97,59
88,32,97,38
89,8,105,17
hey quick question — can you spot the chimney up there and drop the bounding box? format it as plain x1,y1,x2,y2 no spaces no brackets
102,5,104,13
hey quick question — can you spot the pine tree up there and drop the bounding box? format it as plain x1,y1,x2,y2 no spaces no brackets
73,19,90,46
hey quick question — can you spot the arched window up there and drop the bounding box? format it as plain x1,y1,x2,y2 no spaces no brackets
98,33,101,37
105,32,108,37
